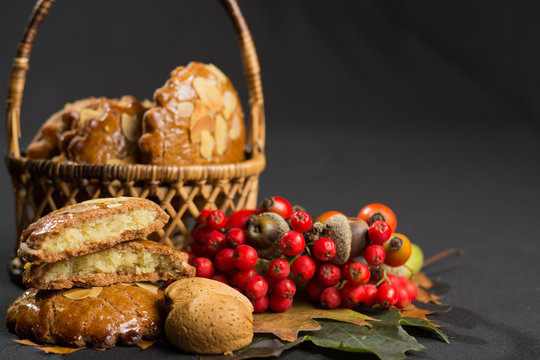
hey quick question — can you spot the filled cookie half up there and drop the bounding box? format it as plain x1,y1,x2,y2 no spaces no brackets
23,240,195,290
19,197,169,264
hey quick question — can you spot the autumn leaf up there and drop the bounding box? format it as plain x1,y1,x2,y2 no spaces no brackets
13,339,82,354
400,304,438,323
253,300,374,341
413,272,434,289
415,288,443,305
137,340,157,350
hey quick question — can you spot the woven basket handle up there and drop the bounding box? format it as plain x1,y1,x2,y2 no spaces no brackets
5,0,265,158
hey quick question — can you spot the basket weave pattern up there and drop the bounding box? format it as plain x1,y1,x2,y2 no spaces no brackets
5,0,266,258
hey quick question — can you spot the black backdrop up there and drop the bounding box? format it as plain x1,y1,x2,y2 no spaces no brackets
1,1,540,359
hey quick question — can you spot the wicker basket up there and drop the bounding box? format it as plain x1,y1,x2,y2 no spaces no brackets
5,0,266,279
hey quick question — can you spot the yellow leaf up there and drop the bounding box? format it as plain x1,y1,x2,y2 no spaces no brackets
138,340,156,350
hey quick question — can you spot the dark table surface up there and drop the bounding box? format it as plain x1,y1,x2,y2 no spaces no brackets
1,1,540,359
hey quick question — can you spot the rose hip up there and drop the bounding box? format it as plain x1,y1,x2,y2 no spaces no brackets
232,268,259,289
214,248,236,273
364,244,386,267
395,286,411,309
266,258,290,281
193,257,215,278
197,209,213,224
312,237,336,262
206,230,227,257
226,209,259,229
270,293,293,312
290,211,313,233
291,255,316,281
343,261,370,284
378,283,398,308
340,282,365,309
280,231,305,256
232,245,258,270
368,220,392,245
316,263,341,287
361,284,379,307
245,275,269,300
251,295,270,313
320,287,341,309
273,278,296,299
402,279,418,302
226,228,247,248
206,210,227,230
259,196,293,219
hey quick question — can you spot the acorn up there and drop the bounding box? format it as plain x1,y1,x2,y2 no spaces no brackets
307,214,369,265
246,212,290,259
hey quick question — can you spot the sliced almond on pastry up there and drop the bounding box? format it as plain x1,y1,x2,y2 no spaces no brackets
193,77,222,111
229,114,242,140
200,130,215,159
215,115,228,155
121,113,140,142
222,91,237,119
177,102,195,118
190,115,214,143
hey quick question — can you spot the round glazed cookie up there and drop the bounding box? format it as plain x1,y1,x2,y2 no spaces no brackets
6,284,166,349
139,62,245,166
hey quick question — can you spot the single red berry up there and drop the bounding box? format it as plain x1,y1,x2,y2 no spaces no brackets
343,262,370,284
316,263,341,287
312,237,336,262
401,278,418,302
226,228,247,248
214,248,236,273
395,286,411,309
197,209,213,224
361,284,379,307
206,210,227,230
378,283,398,308
245,275,269,299
291,255,316,281
320,287,341,309
368,220,392,245
211,274,229,285
306,279,325,302
280,231,305,256
364,244,386,267
206,230,227,257
340,282,365,309
270,293,293,312
386,274,399,286
232,268,259,289
251,295,270,313
226,209,259,229
290,211,313,233
273,278,296,299
232,245,258,270
193,257,215,278
266,258,290,281
259,196,293,219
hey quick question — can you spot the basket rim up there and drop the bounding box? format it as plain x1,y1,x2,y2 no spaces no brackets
7,152,265,182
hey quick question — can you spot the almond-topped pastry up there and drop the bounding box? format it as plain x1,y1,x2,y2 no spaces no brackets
139,62,245,166
19,197,169,264
6,284,166,349
23,240,195,290
26,96,150,164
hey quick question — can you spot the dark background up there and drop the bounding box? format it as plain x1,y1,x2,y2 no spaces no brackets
1,0,540,359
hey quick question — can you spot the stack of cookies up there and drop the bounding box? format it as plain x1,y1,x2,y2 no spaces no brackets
7,197,195,349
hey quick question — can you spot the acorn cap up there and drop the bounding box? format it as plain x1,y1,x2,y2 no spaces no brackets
322,214,352,265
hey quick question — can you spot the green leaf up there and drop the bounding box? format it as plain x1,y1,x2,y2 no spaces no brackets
303,319,425,360
199,335,305,360
400,317,450,344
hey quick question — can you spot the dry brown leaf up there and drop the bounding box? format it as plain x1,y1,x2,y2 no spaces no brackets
13,339,82,354
416,288,443,305
400,304,438,324
137,340,157,350
413,272,434,289
253,300,374,342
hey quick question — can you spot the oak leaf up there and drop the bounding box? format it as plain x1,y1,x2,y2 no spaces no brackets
253,300,373,342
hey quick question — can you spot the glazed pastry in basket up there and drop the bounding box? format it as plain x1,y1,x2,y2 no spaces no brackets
23,240,195,290
18,197,169,264
26,96,149,164
6,284,166,349
139,62,245,166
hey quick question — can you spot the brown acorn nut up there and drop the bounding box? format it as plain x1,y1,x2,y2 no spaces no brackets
309,214,369,265
246,212,290,259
